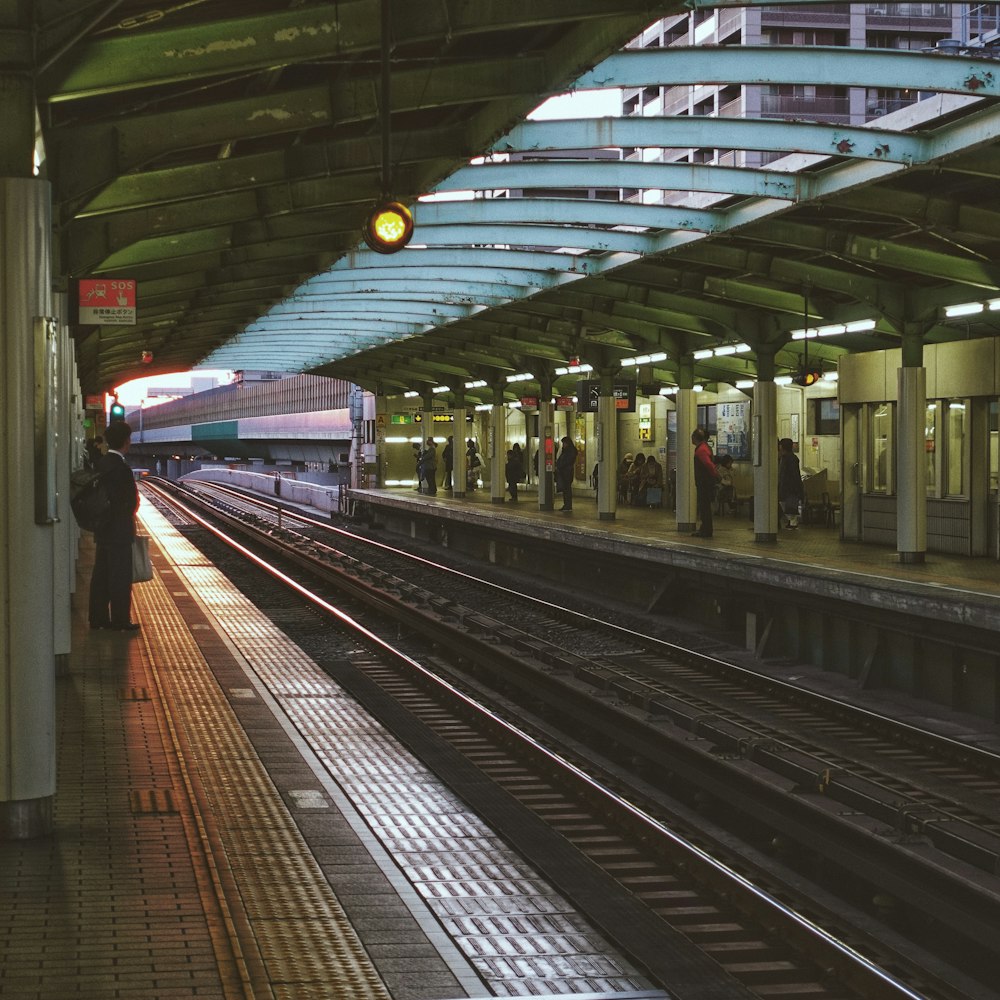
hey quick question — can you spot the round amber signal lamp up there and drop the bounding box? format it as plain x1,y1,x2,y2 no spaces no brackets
363,201,414,254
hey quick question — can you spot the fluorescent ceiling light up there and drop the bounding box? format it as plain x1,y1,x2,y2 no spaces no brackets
944,301,983,318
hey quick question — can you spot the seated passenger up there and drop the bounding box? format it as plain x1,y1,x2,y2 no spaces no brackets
626,453,646,505
714,454,735,514
617,454,634,503
642,456,664,506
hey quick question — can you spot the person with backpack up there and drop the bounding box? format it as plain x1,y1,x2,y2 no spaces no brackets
88,421,141,631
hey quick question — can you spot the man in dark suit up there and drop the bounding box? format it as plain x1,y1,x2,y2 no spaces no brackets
88,421,141,631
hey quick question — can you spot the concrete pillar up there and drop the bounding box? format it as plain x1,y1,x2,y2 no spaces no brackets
53,299,73,674
373,395,388,487
969,398,990,557
596,373,618,521
752,379,779,543
452,401,467,498
489,401,505,505
1,177,57,839
675,357,697,532
897,365,927,564
537,383,555,511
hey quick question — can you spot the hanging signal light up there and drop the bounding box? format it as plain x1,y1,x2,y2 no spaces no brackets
792,368,822,387
363,201,414,254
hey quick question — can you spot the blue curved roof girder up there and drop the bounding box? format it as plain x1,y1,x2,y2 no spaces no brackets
202,40,1000,398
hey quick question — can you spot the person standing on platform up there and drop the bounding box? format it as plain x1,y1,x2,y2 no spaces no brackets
441,436,454,490
88,421,141,631
691,426,719,538
84,435,105,470
555,435,578,511
505,446,524,501
412,443,423,491
511,443,524,481
778,437,804,528
421,438,438,495
466,439,481,490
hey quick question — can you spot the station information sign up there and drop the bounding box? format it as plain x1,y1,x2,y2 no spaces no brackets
78,278,137,326
576,380,636,413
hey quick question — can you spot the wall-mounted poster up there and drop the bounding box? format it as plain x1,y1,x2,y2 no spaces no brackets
716,401,751,460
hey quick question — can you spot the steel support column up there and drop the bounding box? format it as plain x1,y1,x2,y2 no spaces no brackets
597,372,618,522
675,359,697,533
897,328,927,564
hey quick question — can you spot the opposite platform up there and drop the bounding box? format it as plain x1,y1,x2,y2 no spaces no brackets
349,486,1000,630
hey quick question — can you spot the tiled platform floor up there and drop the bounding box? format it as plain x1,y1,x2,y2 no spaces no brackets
0,527,399,1000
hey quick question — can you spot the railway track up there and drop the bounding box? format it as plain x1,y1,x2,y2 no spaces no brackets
145,478,1000,1000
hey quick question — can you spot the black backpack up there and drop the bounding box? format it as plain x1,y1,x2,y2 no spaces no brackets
70,468,111,532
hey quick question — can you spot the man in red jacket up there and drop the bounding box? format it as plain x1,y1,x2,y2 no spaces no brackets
691,426,719,538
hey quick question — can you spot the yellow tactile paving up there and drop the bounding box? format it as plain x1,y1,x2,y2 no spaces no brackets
137,501,651,998
131,505,393,1000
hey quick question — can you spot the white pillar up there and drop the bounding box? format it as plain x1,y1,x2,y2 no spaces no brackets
896,365,927,563
489,404,505,504
452,406,467,497
596,390,618,521
675,389,697,532
1,177,56,838
537,398,555,510
53,300,74,670
752,380,779,543
372,395,387,487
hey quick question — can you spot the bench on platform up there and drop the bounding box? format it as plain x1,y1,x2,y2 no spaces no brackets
718,465,753,517
801,469,828,524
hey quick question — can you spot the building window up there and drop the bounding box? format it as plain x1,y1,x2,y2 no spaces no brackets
696,403,717,439
990,401,999,493
871,402,892,492
812,397,840,436
924,400,937,495
944,398,967,497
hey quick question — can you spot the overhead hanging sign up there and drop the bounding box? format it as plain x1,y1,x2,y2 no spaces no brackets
576,380,636,413
78,278,137,326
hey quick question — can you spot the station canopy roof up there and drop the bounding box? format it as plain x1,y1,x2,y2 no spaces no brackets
44,1,1000,404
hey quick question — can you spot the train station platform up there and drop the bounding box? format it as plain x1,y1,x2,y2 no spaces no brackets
350,485,1000,618
348,484,1000,726
0,498,663,1000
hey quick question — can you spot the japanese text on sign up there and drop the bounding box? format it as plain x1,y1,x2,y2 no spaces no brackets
78,279,137,326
